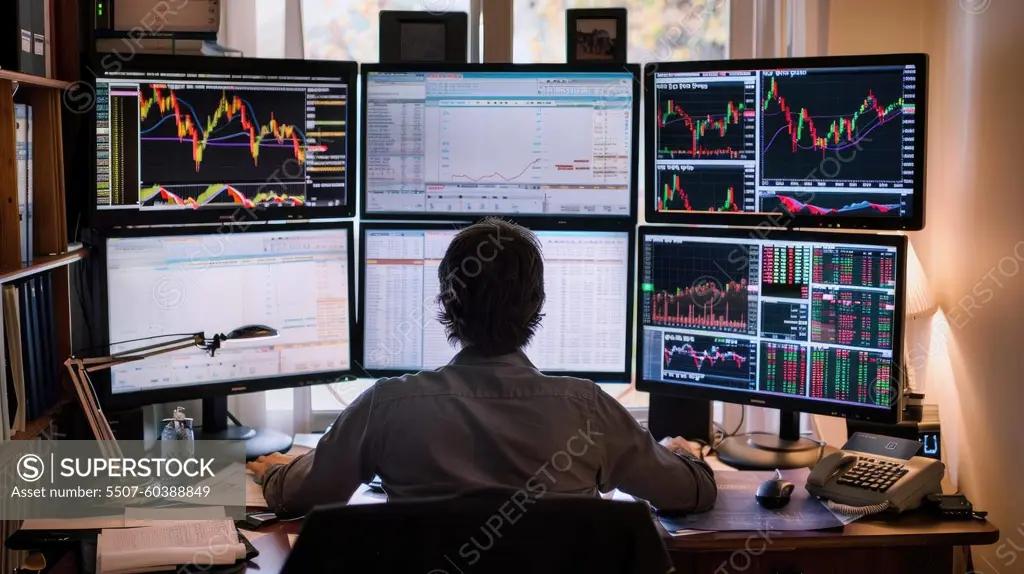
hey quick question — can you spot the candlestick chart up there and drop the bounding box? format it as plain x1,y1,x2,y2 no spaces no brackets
644,240,755,335
655,82,756,160
656,165,753,213
138,85,312,186
759,70,909,185
663,333,755,389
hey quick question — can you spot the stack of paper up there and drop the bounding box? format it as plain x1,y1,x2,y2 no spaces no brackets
96,520,245,574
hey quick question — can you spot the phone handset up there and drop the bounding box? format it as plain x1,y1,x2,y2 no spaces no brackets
807,452,856,487
806,452,892,517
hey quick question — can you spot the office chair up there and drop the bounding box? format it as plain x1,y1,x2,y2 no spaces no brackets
282,491,673,573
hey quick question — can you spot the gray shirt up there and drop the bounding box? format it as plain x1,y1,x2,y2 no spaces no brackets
263,348,717,517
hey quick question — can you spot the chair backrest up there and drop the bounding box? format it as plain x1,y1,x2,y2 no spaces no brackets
283,491,672,574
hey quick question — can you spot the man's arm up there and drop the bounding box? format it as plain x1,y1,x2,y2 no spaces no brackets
592,388,717,513
261,385,379,518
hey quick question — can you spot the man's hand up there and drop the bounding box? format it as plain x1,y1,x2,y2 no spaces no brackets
659,436,702,459
246,453,295,483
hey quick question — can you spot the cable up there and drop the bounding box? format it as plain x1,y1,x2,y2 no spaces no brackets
729,406,746,436
826,499,890,517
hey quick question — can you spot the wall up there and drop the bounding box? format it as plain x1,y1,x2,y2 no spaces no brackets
923,0,1024,571
832,0,1024,570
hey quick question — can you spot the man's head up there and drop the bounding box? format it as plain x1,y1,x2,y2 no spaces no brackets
436,218,545,357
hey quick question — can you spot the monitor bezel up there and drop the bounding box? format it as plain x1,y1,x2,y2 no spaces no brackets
93,220,360,410
85,54,359,229
359,62,642,222
634,225,907,424
643,53,928,231
358,218,636,382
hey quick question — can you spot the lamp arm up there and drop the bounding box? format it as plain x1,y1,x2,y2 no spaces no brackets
65,359,123,459
83,340,202,373
108,334,204,359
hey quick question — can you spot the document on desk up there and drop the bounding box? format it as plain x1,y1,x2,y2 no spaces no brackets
124,506,227,527
97,519,245,574
659,468,844,532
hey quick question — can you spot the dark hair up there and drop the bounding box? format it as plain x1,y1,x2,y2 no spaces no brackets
436,218,545,356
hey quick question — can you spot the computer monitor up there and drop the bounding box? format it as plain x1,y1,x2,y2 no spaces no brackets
645,53,927,230
99,223,357,456
360,222,634,381
636,226,907,469
360,64,639,220
88,54,357,227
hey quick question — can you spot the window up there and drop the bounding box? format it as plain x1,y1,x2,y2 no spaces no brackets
513,0,729,64
301,0,476,62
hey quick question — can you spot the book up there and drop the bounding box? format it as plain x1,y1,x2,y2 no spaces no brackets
39,274,58,412
96,520,246,574
15,104,29,265
0,290,8,442
18,280,38,421
1,286,26,433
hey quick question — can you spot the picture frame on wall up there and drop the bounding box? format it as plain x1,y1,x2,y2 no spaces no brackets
566,8,627,64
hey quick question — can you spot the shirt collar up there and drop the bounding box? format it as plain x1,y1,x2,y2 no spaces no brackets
449,347,536,369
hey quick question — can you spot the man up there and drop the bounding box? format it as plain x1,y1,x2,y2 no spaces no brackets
248,218,717,518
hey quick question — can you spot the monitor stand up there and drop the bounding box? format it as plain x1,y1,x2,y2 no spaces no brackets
715,410,821,470
193,396,294,461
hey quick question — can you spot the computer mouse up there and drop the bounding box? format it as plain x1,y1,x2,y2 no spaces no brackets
756,473,795,510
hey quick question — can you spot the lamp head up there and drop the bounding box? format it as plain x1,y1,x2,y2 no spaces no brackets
224,324,280,341
204,325,279,356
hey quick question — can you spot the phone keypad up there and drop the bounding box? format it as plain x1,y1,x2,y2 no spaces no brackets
836,458,908,492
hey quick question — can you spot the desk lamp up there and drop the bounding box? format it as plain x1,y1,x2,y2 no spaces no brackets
65,325,280,458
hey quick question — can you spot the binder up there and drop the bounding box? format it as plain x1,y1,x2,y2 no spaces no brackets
2,0,37,74
26,104,33,261
15,105,29,265
30,0,45,77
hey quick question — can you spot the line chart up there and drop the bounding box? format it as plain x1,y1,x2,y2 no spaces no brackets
140,183,306,210
450,158,543,182
662,333,755,389
761,192,908,217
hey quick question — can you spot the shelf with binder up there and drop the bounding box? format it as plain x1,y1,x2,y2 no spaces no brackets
0,70,71,90
0,249,85,285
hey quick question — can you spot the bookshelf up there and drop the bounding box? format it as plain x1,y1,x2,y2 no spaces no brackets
0,0,81,444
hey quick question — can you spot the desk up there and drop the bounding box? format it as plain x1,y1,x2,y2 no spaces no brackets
233,512,998,574
43,453,1000,574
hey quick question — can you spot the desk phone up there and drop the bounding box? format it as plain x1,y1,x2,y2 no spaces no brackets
806,432,944,516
